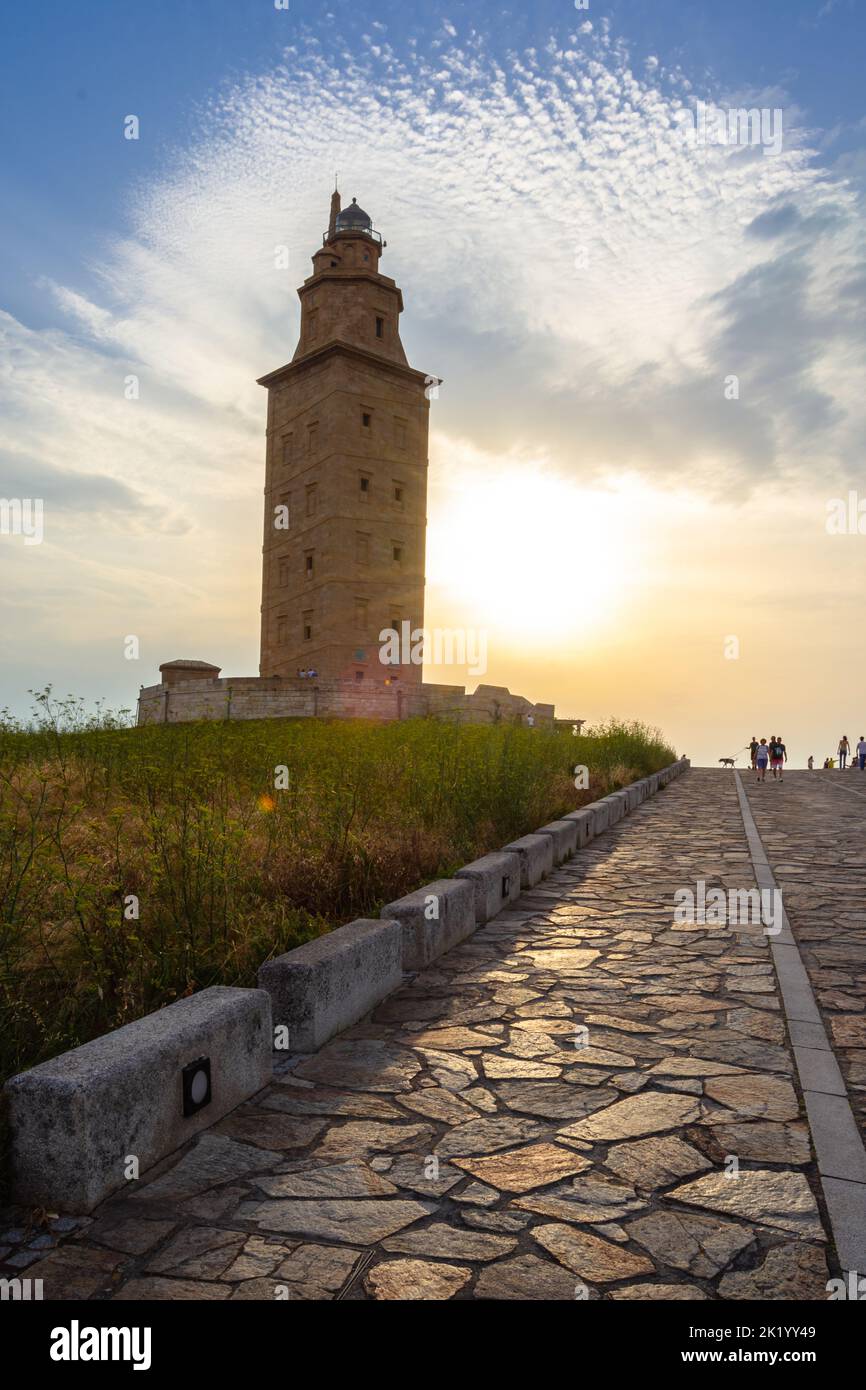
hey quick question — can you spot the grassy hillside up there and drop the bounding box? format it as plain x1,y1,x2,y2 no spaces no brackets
0,691,675,1084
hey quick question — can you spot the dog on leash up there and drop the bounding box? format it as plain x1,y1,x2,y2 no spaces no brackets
718,757,736,768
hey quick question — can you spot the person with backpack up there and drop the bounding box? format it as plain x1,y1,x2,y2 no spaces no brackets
770,736,787,781
838,735,850,769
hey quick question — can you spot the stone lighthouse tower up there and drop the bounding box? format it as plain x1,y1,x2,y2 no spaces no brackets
257,191,432,686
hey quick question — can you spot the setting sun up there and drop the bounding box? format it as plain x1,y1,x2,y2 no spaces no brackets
427,463,648,647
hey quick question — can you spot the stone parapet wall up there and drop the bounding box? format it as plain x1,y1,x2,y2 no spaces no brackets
136,674,563,727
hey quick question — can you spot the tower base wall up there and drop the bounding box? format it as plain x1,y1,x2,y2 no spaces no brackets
136,674,569,729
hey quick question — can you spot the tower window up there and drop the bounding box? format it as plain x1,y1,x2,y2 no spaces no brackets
359,473,371,497
278,558,290,588
355,670,364,682
303,611,313,641
305,551,314,578
393,483,404,504
307,423,319,455
355,599,368,631
375,316,384,339
307,309,319,342
281,434,294,465
276,615,288,645
330,259,337,267
305,483,317,516
394,419,407,449
356,532,370,564
392,544,403,564
362,411,372,428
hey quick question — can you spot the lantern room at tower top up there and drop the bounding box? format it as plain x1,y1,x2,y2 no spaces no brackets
329,191,383,242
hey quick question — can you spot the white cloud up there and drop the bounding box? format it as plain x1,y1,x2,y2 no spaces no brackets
1,24,864,709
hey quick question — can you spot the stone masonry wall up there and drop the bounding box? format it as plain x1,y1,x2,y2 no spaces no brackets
136,675,560,727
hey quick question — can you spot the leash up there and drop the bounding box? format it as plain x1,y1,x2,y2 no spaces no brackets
721,745,750,763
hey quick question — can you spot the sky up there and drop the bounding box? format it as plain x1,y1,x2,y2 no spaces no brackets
1,0,865,765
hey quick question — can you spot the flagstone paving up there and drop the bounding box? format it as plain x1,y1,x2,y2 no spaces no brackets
7,768,857,1300
740,770,866,1134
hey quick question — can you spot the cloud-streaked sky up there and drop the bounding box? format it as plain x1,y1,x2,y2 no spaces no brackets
2,0,865,764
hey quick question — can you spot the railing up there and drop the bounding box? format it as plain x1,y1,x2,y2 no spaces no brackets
323,226,383,246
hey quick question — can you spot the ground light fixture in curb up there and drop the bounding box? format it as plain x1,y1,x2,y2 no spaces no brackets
182,1056,212,1116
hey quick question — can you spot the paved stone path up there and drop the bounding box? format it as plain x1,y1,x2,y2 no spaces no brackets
741,771,866,1134
8,769,864,1300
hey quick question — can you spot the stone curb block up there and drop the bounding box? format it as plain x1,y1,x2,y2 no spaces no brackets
456,851,522,924
583,799,612,836
381,879,476,972
534,819,579,864
502,833,555,888
258,918,401,1054
3,986,272,1214
562,807,595,846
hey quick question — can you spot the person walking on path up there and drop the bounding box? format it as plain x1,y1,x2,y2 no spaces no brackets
839,736,850,769
808,755,814,770
755,738,770,782
857,736,866,771
770,735,787,781
767,735,778,778
749,736,759,770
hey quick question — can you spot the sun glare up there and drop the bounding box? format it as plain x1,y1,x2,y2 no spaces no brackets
427,467,648,647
